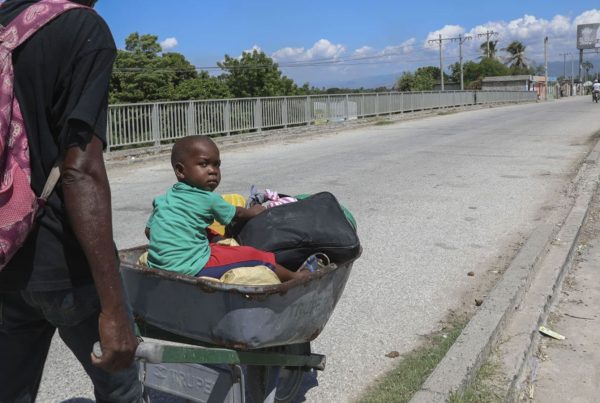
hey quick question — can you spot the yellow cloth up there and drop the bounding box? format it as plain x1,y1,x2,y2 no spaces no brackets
220,266,281,285
216,238,240,246
139,249,280,286
138,251,149,266
208,193,246,236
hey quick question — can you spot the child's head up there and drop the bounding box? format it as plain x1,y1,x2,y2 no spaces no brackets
171,135,221,191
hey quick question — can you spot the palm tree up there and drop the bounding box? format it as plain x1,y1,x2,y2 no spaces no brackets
582,61,593,81
503,41,528,69
479,40,498,59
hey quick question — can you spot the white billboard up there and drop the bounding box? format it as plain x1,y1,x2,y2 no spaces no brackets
577,24,600,49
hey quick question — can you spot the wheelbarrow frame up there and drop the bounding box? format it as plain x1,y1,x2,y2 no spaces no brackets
117,246,360,402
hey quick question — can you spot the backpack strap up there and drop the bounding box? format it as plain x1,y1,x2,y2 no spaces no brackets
0,0,89,51
0,0,91,203
39,163,60,203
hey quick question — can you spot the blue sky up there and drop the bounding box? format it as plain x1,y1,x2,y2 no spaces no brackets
95,1,599,86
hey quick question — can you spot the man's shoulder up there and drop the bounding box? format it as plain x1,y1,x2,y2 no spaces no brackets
56,7,115,49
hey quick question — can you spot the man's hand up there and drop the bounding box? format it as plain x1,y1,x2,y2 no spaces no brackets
91,308,138,372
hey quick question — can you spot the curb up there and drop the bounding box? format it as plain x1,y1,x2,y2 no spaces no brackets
410,136,600,402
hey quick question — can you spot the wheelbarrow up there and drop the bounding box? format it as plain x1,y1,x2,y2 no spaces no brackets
108,246,360,402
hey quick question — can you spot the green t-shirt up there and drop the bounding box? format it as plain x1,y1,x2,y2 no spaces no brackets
147,182,236,276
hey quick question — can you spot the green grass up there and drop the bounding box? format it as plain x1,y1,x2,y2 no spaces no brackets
374,119,395,126
447,361,503,403
357,316,468,403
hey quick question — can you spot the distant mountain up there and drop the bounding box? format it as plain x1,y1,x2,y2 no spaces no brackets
547,56,600,80
308,56,600,90
310,72,401,90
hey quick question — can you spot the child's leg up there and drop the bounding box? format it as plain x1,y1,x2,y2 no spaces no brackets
273,264,309,282
201,244,307,282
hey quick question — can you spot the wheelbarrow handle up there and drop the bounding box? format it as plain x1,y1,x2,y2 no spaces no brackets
93,341,164,364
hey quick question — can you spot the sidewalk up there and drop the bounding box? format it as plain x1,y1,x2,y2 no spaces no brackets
527,187,600,402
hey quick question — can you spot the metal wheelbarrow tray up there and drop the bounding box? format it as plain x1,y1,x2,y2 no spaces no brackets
119,246,358,350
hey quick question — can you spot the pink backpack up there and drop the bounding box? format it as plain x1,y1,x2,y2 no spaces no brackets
0,0,88,270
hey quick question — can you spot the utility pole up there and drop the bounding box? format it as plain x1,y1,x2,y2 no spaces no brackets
428,34,447,91
458,34,473,91
428,33,473,91
559,52,567,79
473,30,499,58
571,53,575,95
544,37,548,100
438,34,444,91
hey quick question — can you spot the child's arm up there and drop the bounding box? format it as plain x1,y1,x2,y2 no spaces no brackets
234,204,266,221
144,227,150,240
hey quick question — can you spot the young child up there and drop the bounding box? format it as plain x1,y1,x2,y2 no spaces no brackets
145,135,307,282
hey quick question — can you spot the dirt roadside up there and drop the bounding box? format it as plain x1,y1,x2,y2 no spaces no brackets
524,185,600,402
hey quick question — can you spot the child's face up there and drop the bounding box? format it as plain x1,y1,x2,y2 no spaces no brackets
176,141,221,191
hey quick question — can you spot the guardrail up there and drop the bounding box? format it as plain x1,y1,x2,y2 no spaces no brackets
106,90,537,151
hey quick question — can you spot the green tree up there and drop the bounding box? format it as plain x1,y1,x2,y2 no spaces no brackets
395,66,443,91
110,32,218,103
173,71,231,100
503,41,528,69
582,61,594,81
449,57,510,89
217,50,300,98
111,33,179,103
479,40,498,59
125,32,162,54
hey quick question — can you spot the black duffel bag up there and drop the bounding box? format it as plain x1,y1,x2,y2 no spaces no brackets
232,192,360,270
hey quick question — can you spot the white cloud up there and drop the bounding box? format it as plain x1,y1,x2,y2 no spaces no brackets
160,37,178,52
244,45,263,54
264,9,600,86
574,9,600,25
460,9,600,61
272,39,346,62
425,25,466,49
383,38,416,56
353,46,377,57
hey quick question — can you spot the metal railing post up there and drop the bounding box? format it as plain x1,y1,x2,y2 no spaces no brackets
151,103,160,146
400,92,404,115
376,93,380,116
344,95,349,120
326,96,331,122
186,101,195,136
224,100,231,136
361,94,365,118
255,98,262,132
305,96,311,125
282,97,288,128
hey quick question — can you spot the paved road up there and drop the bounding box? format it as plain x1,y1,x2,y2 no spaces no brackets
37,97,600,402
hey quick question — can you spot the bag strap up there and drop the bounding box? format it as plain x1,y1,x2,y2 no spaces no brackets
0,0,89,51
40,163,60,202
0,0,92,202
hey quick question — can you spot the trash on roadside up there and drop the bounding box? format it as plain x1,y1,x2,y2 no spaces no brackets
539,326,565,340
385,351,400,358
475,298,484,306
467,271,475,277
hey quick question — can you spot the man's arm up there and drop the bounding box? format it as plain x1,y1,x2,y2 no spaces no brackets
61,134,137,372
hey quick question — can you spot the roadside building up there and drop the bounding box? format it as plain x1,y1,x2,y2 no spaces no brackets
481,75,558,100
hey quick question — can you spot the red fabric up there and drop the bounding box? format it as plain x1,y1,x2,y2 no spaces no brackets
196,244,277,278
205,244,276,269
